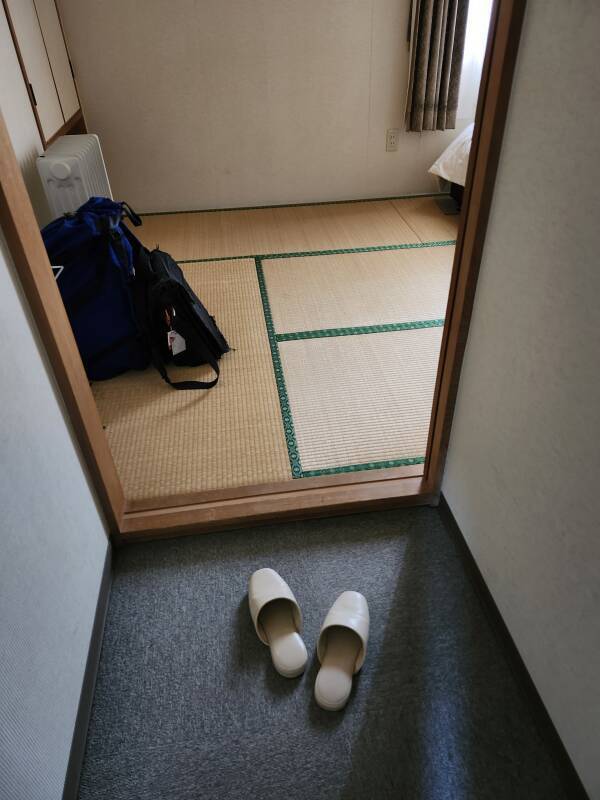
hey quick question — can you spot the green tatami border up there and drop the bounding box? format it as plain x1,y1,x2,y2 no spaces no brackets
140,191,447,217
179,239,456,266
254,257,303,478
300,457,426,479
276,319,445,342
250,246,448,479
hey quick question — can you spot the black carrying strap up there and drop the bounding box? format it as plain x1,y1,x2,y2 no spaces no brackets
132,246,224,391
150,344,220,390
121,202,142,227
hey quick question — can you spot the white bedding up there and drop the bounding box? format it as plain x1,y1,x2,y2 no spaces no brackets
429,123,474,187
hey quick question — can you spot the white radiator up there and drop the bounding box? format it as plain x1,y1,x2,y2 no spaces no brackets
37,134,113,218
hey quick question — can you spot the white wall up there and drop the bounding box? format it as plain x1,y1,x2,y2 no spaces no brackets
443,2,600,797
0,9,109,800
0,227,109,799
57,0,480,213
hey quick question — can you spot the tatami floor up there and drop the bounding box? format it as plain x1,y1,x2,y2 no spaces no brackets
92,196,458,504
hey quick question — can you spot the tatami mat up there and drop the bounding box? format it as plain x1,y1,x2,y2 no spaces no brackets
279,327,443,474
133,200,422,261
95,198,456,500
391,196,460,242
262,245,454,335
92,260,291,500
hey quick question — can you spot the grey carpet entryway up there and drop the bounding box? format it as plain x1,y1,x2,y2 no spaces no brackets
78,508,569,800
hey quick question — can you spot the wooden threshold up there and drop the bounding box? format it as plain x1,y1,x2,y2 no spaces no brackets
125,463,424,512
118,475,430,543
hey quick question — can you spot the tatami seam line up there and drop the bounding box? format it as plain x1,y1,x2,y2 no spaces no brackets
275,319,445,342
389,196,424,242
178,239,456,265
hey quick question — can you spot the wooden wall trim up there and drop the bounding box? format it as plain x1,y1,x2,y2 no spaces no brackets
0,111,124,532
424,0,527,492
45,107,84,146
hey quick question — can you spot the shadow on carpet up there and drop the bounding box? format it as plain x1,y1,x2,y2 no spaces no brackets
78,507,568,800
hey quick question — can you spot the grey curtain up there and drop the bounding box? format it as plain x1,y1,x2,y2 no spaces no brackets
405,0,470,132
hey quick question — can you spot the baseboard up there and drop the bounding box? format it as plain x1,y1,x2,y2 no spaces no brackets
438,495,590,800
62,545,112,800
138,191,446,217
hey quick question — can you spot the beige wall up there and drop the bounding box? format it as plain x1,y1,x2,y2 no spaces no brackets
443,2,600,797
57,0,479,213
0,4,50,225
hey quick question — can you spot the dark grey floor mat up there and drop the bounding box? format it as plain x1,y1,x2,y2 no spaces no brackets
78,507,568,800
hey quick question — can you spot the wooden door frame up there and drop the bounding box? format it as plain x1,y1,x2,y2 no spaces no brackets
424,0,527,490
0,0,526,543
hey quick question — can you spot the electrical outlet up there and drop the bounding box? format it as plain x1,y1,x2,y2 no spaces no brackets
386,128,400,152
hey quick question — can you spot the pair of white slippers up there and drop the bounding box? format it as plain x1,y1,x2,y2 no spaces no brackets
248,567,369,711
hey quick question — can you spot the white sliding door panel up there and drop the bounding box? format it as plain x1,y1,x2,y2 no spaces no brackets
4,0,63,141
33,0,79,121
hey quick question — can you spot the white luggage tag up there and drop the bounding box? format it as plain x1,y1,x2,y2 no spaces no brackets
166,308,186,355
167,329,187,355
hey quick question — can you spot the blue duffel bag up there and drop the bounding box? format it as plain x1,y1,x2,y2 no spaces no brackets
42,197,151,380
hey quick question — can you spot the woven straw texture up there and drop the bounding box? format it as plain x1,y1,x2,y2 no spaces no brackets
96,199,457,500
132,197,458,261
391,197,460,241
263,245,454,335
92,260,291,500
279,327,443,472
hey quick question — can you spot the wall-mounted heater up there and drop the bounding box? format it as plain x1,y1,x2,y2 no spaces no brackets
37,134,113,218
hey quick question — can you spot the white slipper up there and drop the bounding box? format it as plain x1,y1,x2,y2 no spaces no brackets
248,568,308,678
315,591,369,710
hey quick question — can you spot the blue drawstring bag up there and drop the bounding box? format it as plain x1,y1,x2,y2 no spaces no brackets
42,197,151,380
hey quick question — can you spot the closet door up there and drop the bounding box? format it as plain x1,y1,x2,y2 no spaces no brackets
3,0,63,142
33,0,79,122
